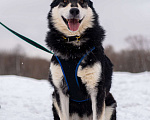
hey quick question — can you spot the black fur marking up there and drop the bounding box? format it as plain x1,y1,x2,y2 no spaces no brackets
51,0,61,8
51,0,92,8
105,93,117,107
69,100,92,117
70,0,78,7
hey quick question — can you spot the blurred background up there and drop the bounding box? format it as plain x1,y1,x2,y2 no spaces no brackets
0,0,150,79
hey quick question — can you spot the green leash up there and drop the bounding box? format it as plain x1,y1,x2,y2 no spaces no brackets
0,22,54,55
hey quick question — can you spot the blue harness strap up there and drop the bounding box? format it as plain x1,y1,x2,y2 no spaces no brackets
55,47,95,102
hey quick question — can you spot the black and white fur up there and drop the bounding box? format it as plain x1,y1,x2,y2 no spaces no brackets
46,0,117,120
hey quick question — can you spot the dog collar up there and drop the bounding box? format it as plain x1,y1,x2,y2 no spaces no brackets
62,36,81,42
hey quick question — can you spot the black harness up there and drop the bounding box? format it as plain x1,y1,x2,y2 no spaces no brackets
55,47,95,102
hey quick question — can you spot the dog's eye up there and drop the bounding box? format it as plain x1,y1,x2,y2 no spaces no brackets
64,0,67,2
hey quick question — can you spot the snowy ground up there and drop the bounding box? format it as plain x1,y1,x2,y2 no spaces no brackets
0,72,150,120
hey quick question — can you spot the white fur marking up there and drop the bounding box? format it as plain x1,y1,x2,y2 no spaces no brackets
82,115,93,120
77,62,102,89
59,90,69,120
50,63,63,88
105,106,114,120
91,91,98,120
70,114,81,120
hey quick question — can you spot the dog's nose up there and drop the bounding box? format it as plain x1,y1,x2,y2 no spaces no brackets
70,8,80,17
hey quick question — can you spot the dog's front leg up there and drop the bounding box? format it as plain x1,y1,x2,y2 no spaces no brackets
78,62,104,120
91,91,98,120
90,91,105,120
59,90,69,120
98,102,105,120
50,63,69,120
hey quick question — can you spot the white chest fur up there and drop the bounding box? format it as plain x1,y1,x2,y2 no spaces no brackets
50,62,102,90
50,63,63,88
77,62,102,90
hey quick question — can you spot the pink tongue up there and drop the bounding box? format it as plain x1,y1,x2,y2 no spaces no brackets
68,19,80,31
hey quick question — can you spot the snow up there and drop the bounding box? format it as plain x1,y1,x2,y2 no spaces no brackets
0,76,53,120
0,72,150,120
111,72,150,120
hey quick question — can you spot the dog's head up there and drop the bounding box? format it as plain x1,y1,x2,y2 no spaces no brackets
49,0,96,36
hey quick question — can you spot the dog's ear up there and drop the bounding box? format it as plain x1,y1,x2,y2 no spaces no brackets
50,0,60,8
88,0,93,7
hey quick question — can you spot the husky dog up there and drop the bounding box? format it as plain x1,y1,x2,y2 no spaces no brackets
46,0,117,120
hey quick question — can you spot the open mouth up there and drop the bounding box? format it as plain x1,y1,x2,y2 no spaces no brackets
62,16,83,32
